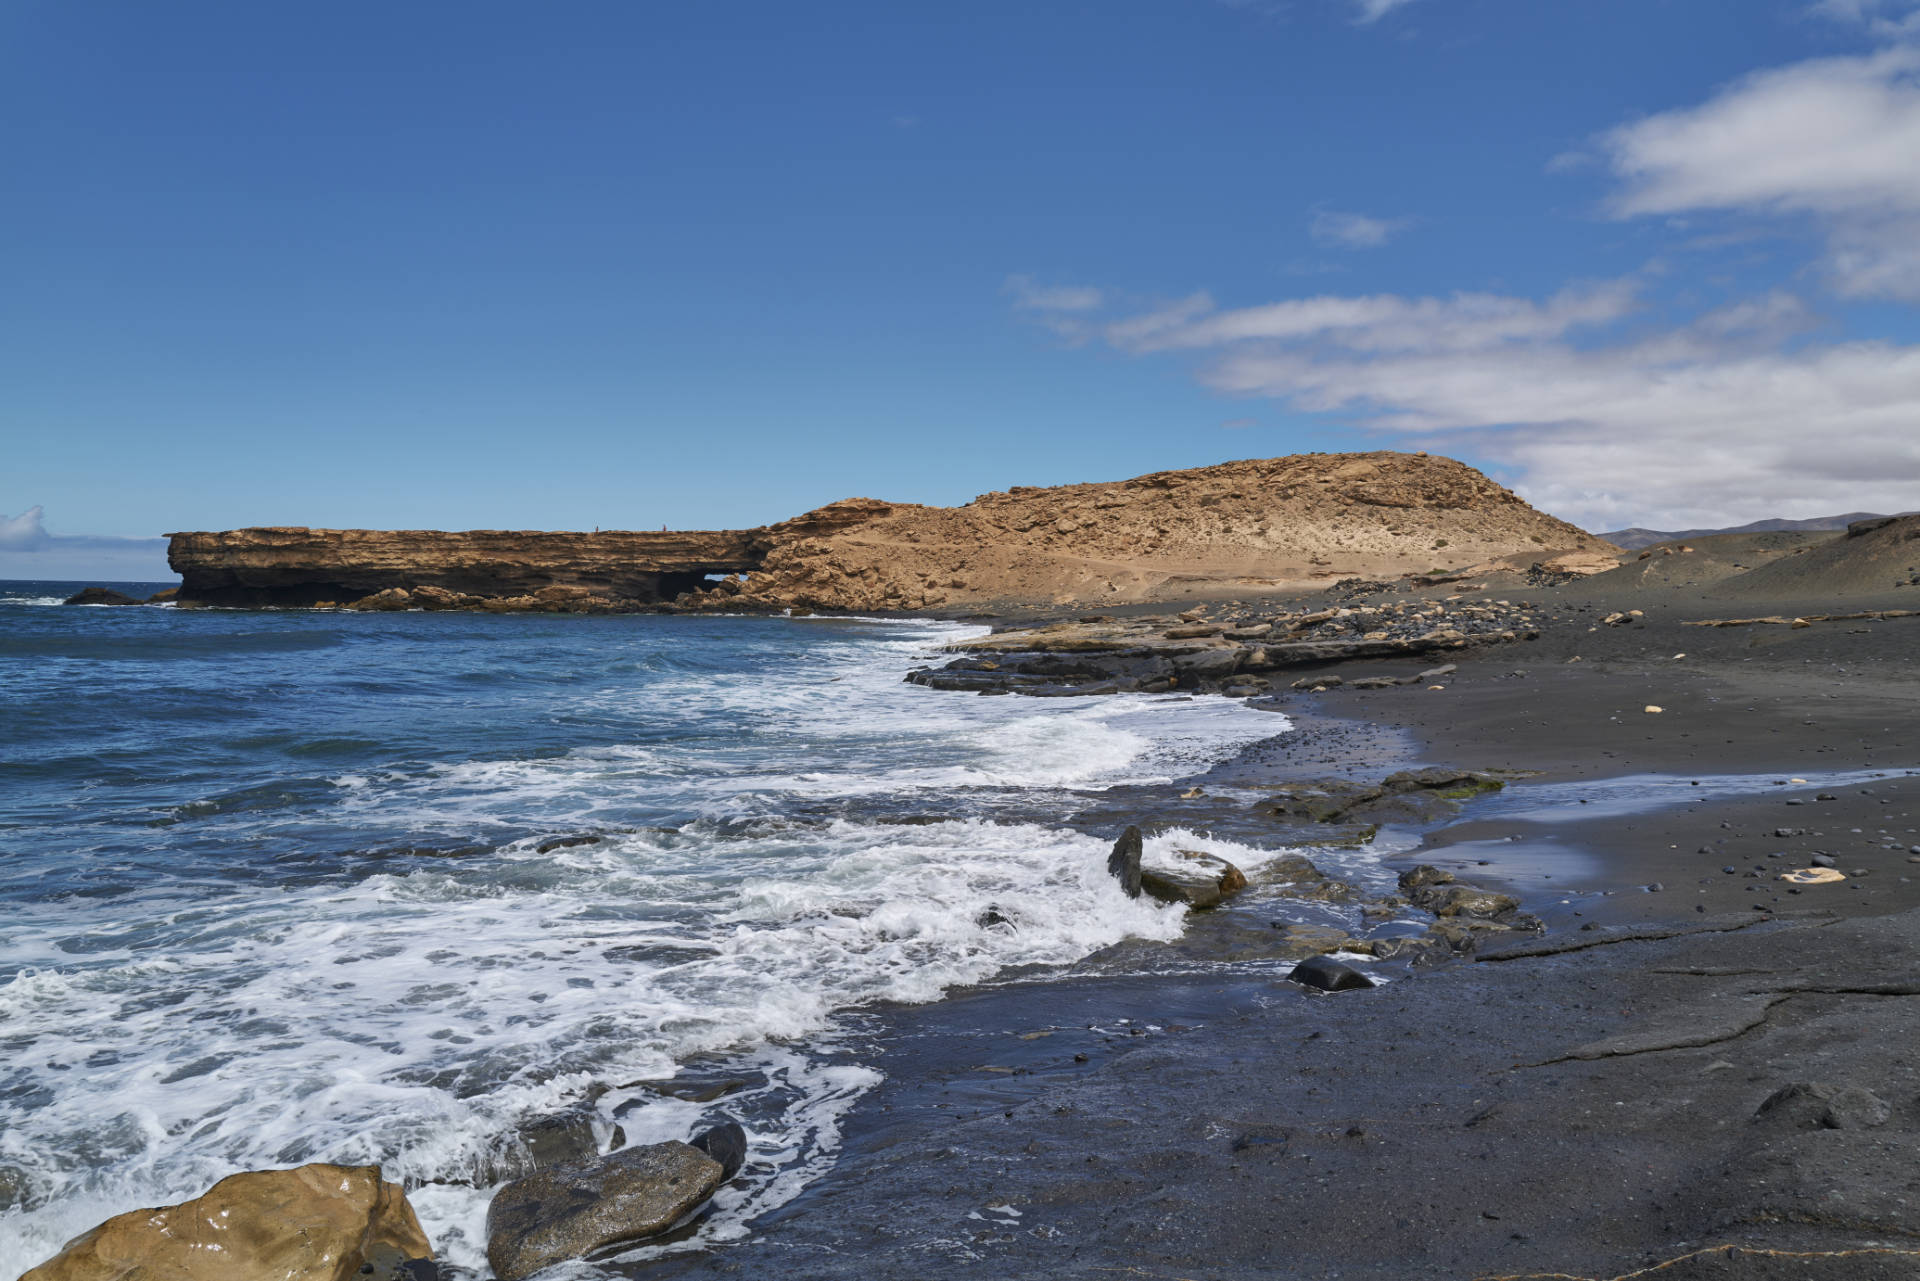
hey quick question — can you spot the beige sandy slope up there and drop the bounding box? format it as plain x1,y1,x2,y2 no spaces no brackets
723,451,1615,611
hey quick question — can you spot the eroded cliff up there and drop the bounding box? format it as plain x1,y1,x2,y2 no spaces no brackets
168,453,1614,611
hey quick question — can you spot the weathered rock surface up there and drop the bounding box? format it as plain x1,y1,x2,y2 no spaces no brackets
485,1141,725,1281
167,452,1612,611
1139,850,1248,910
21,1163,433,1281
1108,826,1144,898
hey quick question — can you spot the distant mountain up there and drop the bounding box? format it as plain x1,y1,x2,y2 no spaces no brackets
1599,512,1909,551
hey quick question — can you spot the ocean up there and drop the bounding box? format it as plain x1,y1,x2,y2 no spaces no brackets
0,582,1300,1273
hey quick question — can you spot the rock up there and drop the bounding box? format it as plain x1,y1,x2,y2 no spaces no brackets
1292,674,1342,690
1417,884,1522,919
1347,676,1400,689
62,587,142,606
21,1163,432,1281
1398,864,1455,892
515,1106,603,1173
347,587,414,612
1260,853,1359,902
1107,826,1143,898
1267,923,1355,955
1140,851,1248,910
1754,1082,1893,1130
690,1122,749,1180
1417,664,1457,680
1162,624,1221,639
1287,955,1375,992
1811,853,1838,868
145,587,179,603
485,1142,725,1281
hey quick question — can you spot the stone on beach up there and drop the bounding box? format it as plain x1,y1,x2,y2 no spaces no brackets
485,1141,726,1281
21,1163,433,1281
1288,955,1376,992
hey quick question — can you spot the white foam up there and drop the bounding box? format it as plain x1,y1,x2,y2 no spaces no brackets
0,617,1290,1275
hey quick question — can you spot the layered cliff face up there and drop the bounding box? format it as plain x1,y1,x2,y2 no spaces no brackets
716,452,1615,612
166,526,772,607
168,453,1614,611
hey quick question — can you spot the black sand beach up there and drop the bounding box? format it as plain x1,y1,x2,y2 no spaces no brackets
629,576,1920,1280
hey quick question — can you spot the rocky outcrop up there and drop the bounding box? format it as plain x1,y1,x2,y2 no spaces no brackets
166,453,1612,611
21,1164,433,1281
165,526,776,607
709,451,1614,612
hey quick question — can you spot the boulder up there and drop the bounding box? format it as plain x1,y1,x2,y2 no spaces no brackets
1288,955,1376,992
485,1142,725,1281
1107,826,1144,898
21,1163,432,1281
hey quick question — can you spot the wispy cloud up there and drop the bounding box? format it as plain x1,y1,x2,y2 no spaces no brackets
1602,45,1920,299
1005,275,1105,312
1309,207,1413,248
1811,0,1920,38
1350,0,1420,23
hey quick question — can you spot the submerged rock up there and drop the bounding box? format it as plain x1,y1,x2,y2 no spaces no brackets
485,1141,725,1281
21,1163,433,1281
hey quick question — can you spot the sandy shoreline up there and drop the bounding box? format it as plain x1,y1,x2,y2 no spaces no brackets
618,577,1919,1280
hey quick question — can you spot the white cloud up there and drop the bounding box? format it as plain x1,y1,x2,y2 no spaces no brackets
1004,275,1104,313
1351,0,1419,23
1309,208,1413,248
1603,46,1920,298
1812,0,1920,38
0,506,51,551
1089,283,1920,530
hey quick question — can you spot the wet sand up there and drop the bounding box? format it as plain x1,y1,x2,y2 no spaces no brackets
632,580,1920,1281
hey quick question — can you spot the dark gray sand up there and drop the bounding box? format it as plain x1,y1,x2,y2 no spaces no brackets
633,581,1920,1281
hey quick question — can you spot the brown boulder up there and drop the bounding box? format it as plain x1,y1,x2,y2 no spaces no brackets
346,587,413,611
21,1163,432,1281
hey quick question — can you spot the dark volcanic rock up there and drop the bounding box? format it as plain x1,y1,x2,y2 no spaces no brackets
1287,955,1375,991
62,587,141,606
1108,826,1144,898
485,1142,725,1281
690,1122,749,1180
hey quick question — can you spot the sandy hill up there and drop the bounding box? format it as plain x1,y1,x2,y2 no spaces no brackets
722,452,1615,611
1578,530,1840,593
1710,515,1920,600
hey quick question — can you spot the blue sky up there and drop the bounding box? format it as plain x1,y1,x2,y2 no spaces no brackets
6,0,1920,578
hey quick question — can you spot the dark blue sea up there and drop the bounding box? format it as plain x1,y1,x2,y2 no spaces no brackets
0,581,1305,1271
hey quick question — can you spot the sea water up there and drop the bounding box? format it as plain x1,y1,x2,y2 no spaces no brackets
0,584,1290,1273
